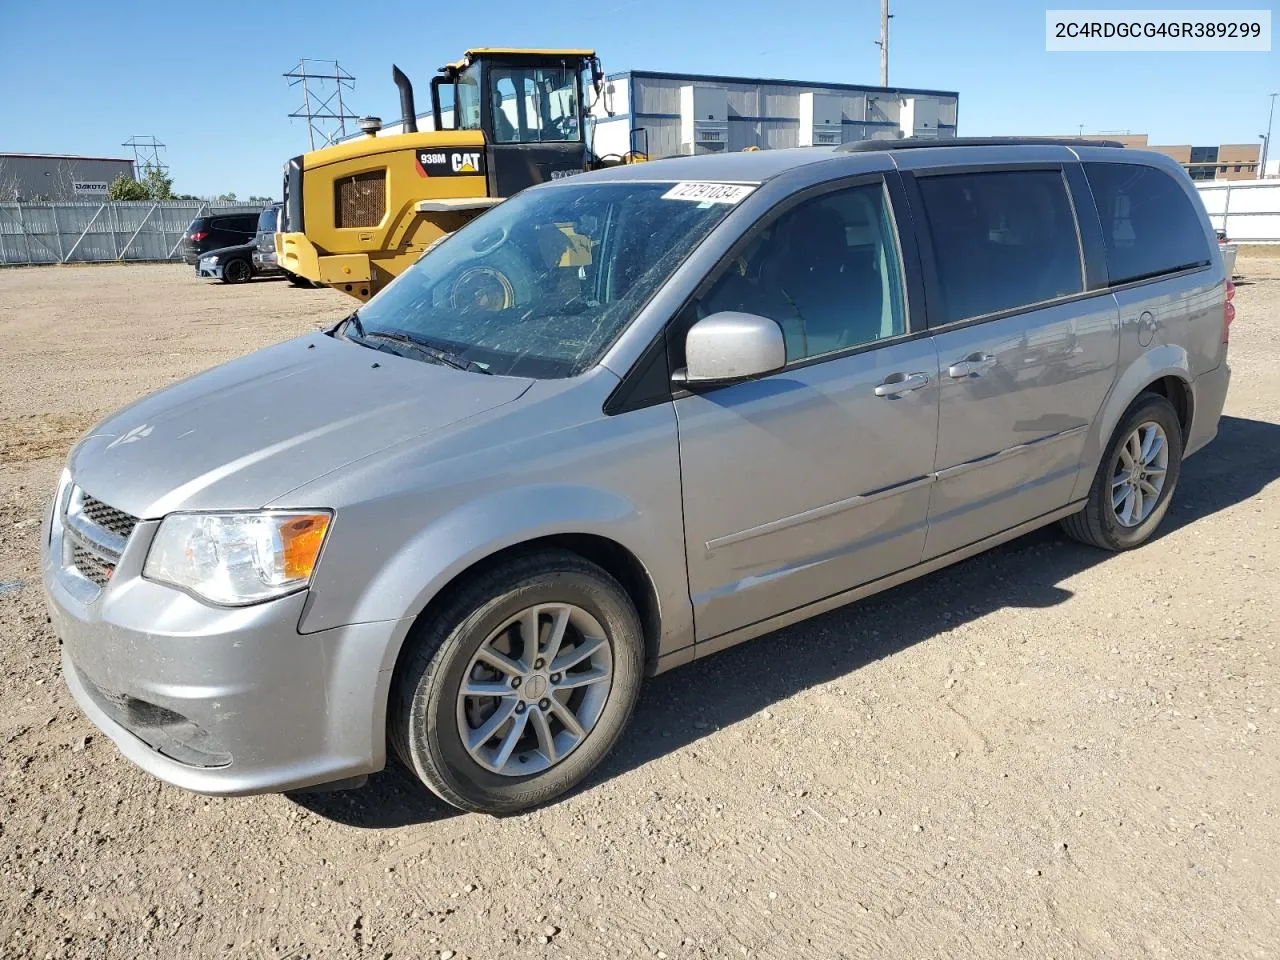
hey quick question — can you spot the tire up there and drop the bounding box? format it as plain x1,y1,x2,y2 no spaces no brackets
390,549,644,814
222,258,252,284
1061,392,1184,551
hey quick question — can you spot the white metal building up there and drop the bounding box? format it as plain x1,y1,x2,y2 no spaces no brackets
587,69,959,159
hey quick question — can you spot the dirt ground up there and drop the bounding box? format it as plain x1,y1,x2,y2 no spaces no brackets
1,262,1278,960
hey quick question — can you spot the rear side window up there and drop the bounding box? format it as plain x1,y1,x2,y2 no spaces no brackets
335,170,387,228
257,208,278,232
917,170,1083,325
233,215,259,232
1083,162,1212,286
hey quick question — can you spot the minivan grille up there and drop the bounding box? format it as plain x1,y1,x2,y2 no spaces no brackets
335,170,386,228
71,543,114,587
79,494,138,541
62,488,139,591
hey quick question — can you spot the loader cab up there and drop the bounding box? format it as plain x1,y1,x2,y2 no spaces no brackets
432,49,602,196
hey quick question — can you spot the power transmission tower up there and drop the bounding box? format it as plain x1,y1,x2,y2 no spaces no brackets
122,135,167,178
284,59,360,150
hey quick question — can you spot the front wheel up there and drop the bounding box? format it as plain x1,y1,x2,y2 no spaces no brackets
390,550,644,814
1061,392,1184,550
222,258,252,283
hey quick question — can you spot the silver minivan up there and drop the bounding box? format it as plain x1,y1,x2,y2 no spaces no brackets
43,139,1232,814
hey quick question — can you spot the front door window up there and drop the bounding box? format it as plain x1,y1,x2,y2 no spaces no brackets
697,183,907,361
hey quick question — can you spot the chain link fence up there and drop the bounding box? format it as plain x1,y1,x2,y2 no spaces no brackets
0,201,265,265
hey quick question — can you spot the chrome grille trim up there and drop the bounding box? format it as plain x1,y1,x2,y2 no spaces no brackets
65,506,129,558
61,486,139,593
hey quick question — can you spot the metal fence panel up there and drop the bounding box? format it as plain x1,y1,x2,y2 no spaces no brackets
1195,180,1280,243
0,201,265,265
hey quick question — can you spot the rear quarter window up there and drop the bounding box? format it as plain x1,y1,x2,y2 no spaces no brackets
1083,162,1212,286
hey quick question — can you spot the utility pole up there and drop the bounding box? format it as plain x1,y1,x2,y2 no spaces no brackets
1260,91,1278,180
878,0,890,87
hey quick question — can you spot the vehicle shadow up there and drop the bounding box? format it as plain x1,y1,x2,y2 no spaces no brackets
290,414,1280,828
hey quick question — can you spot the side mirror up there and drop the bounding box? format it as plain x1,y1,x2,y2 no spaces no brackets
677,312,786,386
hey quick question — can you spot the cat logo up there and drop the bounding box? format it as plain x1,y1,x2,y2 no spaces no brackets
451,152,481,173
416,148,487,178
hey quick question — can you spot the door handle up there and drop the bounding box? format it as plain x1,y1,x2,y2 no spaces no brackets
947,353,998,379
874,372,931,398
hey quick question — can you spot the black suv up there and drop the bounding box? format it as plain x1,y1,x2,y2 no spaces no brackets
180,212,260,264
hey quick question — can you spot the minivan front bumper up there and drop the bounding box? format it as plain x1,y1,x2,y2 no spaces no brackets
42,492,405,796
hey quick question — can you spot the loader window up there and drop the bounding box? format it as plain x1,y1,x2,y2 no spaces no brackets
492,76,519,143
456,64,482,130
488,63,582,143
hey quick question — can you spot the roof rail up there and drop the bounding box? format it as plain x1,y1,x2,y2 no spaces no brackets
836,136,1126,153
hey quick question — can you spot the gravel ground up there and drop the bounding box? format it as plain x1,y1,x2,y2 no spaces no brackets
1,262,1278,960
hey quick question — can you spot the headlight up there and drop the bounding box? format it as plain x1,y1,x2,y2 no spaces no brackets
205,256,219,265
143,511,331,606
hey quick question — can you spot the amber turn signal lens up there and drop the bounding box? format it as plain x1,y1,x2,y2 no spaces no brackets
279,514,331,581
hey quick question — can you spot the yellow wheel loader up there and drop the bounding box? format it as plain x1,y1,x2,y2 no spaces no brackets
277,49,640,301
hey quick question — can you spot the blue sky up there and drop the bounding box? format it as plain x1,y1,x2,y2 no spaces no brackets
1,0,1275,198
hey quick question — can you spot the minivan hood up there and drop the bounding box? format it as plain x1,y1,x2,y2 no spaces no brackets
68,333,532,519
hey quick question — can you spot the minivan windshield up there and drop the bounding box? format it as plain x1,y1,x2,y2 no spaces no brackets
350,181,746,378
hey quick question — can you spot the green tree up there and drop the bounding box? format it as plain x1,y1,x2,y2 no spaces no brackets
107,173,149,201
217,191,237,202
248,194,274,203
141,164,174,200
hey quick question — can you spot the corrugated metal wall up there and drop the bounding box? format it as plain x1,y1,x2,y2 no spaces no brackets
0,156,135,202
0,202,263,265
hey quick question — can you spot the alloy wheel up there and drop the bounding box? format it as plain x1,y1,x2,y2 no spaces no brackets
456,603,613,777
1111,421,1169,527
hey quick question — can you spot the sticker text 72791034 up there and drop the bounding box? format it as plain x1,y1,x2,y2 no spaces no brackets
661,182,757,204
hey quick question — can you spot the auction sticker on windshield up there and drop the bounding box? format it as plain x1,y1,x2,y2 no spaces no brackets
662,182,757,204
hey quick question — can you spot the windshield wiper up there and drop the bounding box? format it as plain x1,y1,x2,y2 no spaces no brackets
360,330,492,375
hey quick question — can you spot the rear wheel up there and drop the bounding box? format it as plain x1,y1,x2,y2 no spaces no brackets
1061,392,1183,551
391,550,644,814
222,258,252,283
